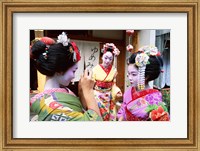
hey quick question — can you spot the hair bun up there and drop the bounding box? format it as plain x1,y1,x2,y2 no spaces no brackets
31,40,46,59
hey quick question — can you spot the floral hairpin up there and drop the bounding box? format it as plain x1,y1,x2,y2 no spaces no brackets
57,32,81,62
138,45,160,56
136,45,160,67
102,43,120,56
57,32,70,46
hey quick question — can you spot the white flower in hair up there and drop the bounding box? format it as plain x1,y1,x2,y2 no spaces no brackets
149,46,158,56
57,32,70,46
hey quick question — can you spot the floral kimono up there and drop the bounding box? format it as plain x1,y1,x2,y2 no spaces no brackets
30,88,102,121
92,64,121,121
117,87,169,121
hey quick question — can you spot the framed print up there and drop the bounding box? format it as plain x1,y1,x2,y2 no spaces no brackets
0,0,200,150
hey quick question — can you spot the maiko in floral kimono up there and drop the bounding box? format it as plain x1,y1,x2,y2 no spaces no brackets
117,87,170,121
30,88,102,121
92,64,121,121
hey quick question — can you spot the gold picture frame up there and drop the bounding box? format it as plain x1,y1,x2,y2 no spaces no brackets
0,0,199,150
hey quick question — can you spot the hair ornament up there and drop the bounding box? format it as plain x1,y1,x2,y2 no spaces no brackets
135,53,150,67
40,37,55,60
30,38,54,61
138,66,146,90
70,41,81,62
102,43,120,56
138,45,159,56
126,44,134,52
42,49,48,60
57,32,81,62
57,32,70,46
113,47,120,56
135,45,160,90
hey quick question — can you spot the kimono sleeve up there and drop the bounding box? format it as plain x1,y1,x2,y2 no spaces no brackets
117,87,132,120
65,109,102,121
31,95,102,121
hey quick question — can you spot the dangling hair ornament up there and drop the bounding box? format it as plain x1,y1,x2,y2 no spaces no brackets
135,45,160,90
70,41,81,62
101,43,120,56
126,30,134,52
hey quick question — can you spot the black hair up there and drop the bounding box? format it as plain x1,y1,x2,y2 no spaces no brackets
128,52,163,82
31,41,76,76
106,48,114,53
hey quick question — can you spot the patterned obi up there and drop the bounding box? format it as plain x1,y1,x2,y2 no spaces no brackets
95,81,113,89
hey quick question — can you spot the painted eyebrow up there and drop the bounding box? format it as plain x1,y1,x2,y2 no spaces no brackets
129,71,138,74
105,56,112,58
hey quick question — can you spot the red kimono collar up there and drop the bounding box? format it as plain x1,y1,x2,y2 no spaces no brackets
100,64,112,75
131,87,159,102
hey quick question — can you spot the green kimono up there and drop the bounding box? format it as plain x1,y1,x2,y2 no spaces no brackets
30,88,102,121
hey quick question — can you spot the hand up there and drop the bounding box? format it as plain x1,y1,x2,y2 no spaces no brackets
79,69,95,93
78,69,101,116
116,91,122,98
78,80,86,110
78,70,93,110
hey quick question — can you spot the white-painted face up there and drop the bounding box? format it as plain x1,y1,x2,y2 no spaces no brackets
127,64,139,87
102,51,113,68
56,63,78,87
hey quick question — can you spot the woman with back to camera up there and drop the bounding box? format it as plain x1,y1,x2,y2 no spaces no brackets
30,32,102,121
117,45,170,121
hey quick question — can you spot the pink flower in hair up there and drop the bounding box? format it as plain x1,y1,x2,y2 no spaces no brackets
102,43,120,56
113,48,120,56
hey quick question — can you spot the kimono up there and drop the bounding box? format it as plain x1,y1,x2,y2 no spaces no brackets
92,64,121,121
117,87,169,121
30,88,102,121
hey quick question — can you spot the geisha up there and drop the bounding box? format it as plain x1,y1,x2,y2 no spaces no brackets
30,32,102,121
117,45,170,121
92,43,122,121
